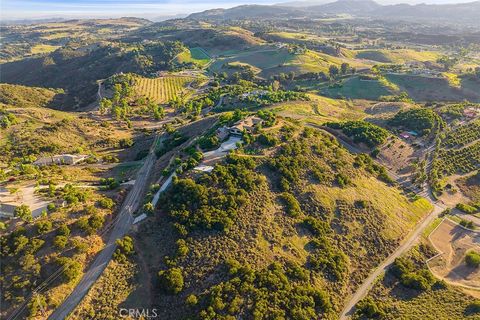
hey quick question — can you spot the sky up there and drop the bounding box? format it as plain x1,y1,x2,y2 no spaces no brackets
0,0,275,20
0,0,472,20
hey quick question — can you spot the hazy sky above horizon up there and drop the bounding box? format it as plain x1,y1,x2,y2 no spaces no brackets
1,0,473,20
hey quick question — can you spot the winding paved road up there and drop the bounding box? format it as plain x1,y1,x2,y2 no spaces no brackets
48,137,159,320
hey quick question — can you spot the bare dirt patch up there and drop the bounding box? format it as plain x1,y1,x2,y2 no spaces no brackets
437,174,475,207
428,219,480,288
377,137,417,174
457,172,480,202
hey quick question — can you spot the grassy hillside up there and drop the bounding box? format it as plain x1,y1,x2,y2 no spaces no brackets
0,84,131,164
319,76,392,100
385,74,480,102
175,47,211,67
269,94,366,124
135,24,264,54
0,41,185,110
210,47,366,78
0,84,59,109
315,74,480,102
355,49,440,64
113,122,433,319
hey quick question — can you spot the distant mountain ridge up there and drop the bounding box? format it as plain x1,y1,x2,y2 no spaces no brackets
187,0,480,24
309,0,382,14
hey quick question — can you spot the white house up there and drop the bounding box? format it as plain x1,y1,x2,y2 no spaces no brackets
34,154,89,166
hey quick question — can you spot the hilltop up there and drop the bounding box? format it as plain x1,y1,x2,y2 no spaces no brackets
98,122,434,319
1,41,185,110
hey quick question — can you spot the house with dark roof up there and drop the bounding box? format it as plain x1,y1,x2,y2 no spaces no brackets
229,116,264,135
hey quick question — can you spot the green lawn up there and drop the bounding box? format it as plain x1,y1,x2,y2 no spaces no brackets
209,48,294,73
318,76,392,100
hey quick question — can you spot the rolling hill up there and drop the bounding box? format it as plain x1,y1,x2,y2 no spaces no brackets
0,41,185,110
119,122,434,319
188,0,480,25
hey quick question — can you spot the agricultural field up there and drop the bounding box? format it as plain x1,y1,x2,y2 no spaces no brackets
269,94,366,124
433,118,480,179
209,46,366,78
433,141,480,176
442,120,480,148
175,47,211,67
318,76,392,100
134,76,195,103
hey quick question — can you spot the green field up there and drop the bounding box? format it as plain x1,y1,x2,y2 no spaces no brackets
319,76,392,100
356,50,393,63
269,94,366,124
314,73,480,102
176,47,211,67
209,46,365,78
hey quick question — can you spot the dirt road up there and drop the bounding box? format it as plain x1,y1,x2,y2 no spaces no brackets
306,124,446,319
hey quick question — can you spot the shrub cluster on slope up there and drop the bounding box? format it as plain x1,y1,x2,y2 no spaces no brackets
326,120,389,147
145,125,431,319
388,108,441,136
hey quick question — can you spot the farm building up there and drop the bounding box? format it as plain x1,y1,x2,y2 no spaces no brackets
34,154,89,166
229,116,264,135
